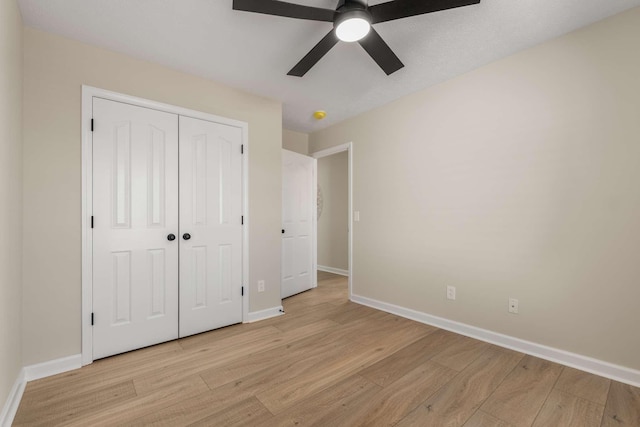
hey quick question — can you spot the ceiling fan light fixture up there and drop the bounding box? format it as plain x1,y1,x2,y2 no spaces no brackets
335,10,371,42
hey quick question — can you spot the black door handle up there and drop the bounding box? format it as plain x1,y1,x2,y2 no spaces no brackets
167,234,176,241
183,233,191,241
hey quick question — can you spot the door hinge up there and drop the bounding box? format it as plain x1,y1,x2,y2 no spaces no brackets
91,216,94,229
241,286,244,296
91,312,94,326
241,215,244,225
241,144,244,154
91,119,94,132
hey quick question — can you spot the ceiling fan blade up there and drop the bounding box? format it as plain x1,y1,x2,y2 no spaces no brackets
358,28,404,75
233,0,335,22
288,30,339,77
369,0,481,24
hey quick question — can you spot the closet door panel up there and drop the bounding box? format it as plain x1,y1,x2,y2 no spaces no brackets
92,98,179,359
179,116,243,337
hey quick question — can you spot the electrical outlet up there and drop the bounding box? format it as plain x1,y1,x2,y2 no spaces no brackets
509,298,519,314
447,286,456,300
258,280,265,293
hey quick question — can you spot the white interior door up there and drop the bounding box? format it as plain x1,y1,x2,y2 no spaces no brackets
179,116,244,337
92,98,179,359
282,149,316,298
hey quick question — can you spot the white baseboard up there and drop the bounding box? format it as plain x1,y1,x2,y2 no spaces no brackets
23,354,82,382
1,354,82,426
318,265,349,277
245,306,285,323
1,369,25,427
351,294,640,388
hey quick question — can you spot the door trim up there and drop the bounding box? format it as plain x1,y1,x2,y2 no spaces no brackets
81,85,250,366
311,142,353,300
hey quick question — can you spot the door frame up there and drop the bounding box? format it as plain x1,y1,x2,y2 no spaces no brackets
81,85,250,365
311,142,353,299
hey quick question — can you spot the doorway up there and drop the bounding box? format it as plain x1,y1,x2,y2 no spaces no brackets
311,143,353,298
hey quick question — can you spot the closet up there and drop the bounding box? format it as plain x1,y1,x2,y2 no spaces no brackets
90,97,244,359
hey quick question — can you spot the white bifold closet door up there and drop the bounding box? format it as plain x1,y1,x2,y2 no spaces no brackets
92,98,243,360
281,149,316,299
92,98,180,359
178,116,243,337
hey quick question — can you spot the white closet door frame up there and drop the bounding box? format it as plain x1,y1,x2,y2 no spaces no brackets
81,86,250,366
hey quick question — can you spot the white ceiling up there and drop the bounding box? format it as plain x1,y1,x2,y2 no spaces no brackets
18,0,640,133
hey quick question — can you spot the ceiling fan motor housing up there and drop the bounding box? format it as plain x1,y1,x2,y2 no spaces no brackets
337,0,368,9
336,0,369,15
334,9,372,29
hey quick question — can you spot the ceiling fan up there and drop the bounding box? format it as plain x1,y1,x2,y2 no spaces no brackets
232,0,481,77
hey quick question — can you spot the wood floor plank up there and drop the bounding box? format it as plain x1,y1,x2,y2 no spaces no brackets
14,380,137,427
555,366,611,405
601,381,640,426
481,355,563,427
395,346,524,427
267,303,346,332
359,329,459,387
177,321,269,351
463,411,513,427
125,389,239,426
429,334,490,371
329,302,381,324
345,360,458,426
342,312,435,347
262,375,382,427
316,270,342,281
199,319,346,389
203,336,367,398
254,338,387,414
132,326,286,395
21,340,183,399
177,325,282,353
24,327,276,406
255,317,433,414
133,319,335,396
64,375,209,427
187,396,273,427
285,288,344,306
533,389,604,427
146,338,369,424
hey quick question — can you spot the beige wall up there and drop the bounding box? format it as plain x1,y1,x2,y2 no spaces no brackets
282,129,309,155
310,8,640,370
22,28,282,365
317,152,348,271
0,0,23,407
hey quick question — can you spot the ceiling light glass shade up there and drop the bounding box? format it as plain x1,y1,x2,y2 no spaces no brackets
336,17,371,42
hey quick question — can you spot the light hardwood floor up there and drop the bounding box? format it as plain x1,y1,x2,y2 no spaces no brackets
14,271,640,426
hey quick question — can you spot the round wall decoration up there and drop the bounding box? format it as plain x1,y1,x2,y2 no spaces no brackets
317,185,324,220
